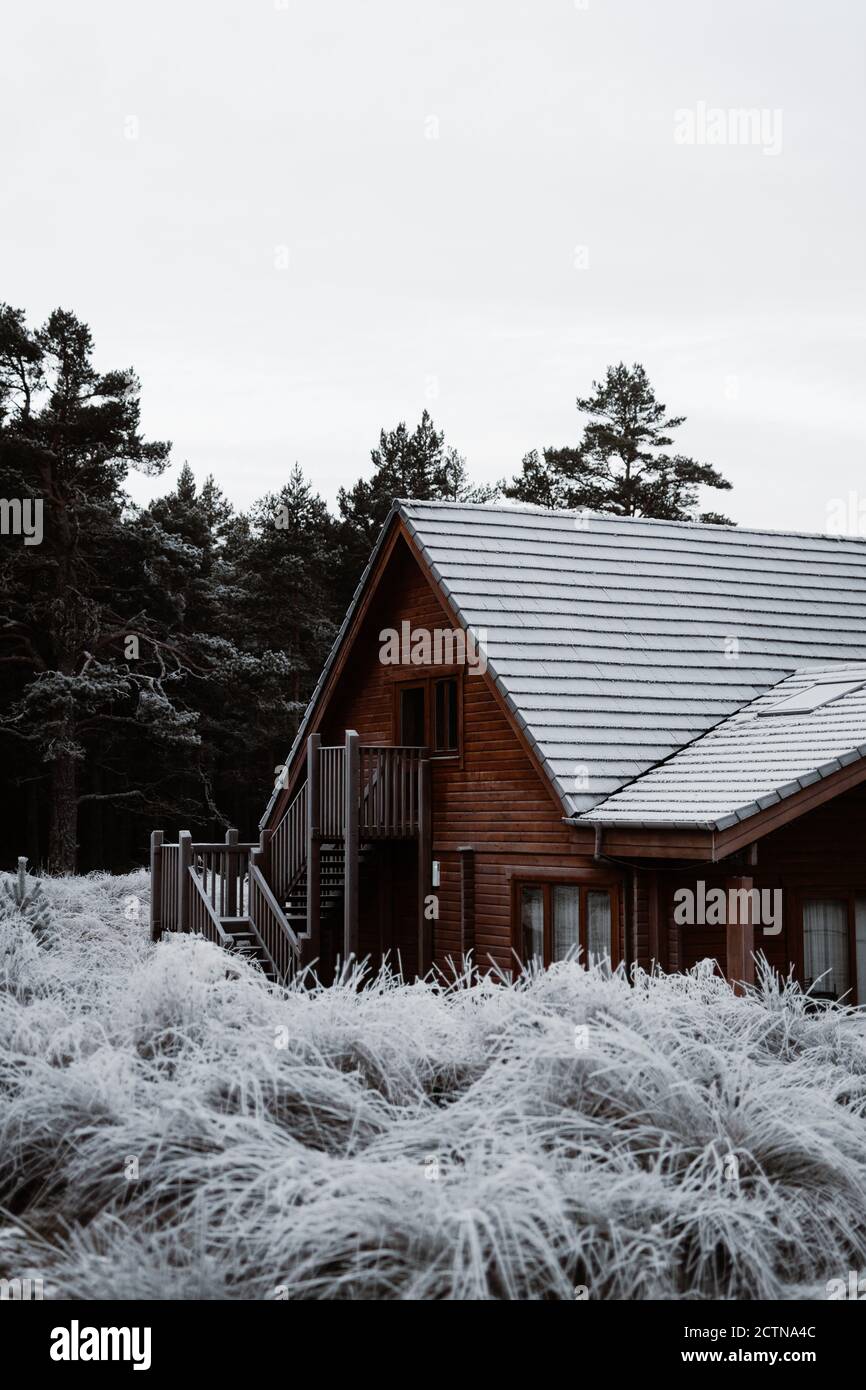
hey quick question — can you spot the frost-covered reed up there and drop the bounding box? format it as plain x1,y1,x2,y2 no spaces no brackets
2,869,866,1300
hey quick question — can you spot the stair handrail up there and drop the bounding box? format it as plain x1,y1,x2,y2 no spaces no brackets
249,855,300,982
188,865,234,947
268,778,308,901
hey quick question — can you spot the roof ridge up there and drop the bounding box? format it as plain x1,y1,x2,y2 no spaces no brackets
397,499,866,548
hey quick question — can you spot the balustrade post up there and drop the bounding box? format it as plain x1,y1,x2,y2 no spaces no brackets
150,830,163,941
225,828,238,917
177,830,192,933
417,761,433,975
458,845,475,960
343,730,360,962
260,828,273,879
307,734,321,952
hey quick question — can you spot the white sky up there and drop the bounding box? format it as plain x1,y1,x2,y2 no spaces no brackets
2,0,864,532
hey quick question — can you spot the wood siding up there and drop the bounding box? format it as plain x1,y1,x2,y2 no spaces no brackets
631,782,866,993
319,536,602,971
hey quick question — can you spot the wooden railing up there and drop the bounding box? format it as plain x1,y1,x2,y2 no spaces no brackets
188,869,233,947
319,745,345,837
150,828,255,939
360,745,425,837
149,735,431,975
158,840,179,931
249,859,300,981
191,837,254,918
268,780,307,902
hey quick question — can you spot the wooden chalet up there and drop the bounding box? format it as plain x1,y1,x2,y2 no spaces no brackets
150,501,866,1003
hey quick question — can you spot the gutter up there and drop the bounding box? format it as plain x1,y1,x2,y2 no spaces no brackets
567,816,721,831
566,815,721,864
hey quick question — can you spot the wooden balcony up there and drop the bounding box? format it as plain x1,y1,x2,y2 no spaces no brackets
149,732,432,982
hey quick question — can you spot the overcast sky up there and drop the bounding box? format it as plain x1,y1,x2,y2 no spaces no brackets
2,0,864,533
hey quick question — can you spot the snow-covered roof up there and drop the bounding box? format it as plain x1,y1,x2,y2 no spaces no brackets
575,665,866,829
263,500,866,829
399,501,866,817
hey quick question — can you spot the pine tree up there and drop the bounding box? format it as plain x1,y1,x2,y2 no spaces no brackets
441,448,502,504
205,464,342,820
0,305,221,871
506,363,733,522
336,411,497,605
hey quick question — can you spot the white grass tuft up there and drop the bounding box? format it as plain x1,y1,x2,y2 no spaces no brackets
2,870,866,1300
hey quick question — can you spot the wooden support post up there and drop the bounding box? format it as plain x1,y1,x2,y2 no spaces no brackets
177,830,192,933
726,875,756,993
343,730,360,962
458,846,475,960
225,828,238,917
259,826,273,875
150,830,163,941
646,868,660,971
378,842,393,962
417,759,433,975
307,734,321,953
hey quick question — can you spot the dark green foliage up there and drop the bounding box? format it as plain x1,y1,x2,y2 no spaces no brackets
335,411,500,607
1,859,53,945
0,309,732,873
506,362,734,523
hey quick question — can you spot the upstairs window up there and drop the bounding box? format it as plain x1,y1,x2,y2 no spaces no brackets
395,675,462,757
399,685,426,746
434,678,458,753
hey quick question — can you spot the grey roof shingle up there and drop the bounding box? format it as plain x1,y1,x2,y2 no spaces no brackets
398,501,866,817
261,500,866,829
577,665,866,828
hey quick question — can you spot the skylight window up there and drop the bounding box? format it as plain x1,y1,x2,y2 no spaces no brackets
759,679,866,716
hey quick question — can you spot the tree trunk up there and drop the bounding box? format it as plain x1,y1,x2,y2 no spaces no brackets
89,764,104,871
49,751,78,873
26,781,41,869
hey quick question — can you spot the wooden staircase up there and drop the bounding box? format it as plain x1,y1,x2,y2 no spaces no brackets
285,843,348,940
149,732,431,983
223,919,276,980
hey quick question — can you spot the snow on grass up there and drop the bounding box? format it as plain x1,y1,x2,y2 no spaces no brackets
2,869,866,1300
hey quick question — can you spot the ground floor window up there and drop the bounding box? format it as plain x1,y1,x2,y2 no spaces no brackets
802,893,866,1003
517,880,619,968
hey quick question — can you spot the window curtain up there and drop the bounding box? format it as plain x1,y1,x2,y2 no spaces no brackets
521,886,544,963
586,890,612,965
552,886,580,961
803,899,850,999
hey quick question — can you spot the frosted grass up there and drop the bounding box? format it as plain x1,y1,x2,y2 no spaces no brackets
1,870,866,1300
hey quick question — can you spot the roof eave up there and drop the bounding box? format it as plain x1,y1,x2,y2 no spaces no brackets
570,815,722,832
258,500,407,830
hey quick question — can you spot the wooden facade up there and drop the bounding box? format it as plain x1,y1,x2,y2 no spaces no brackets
150,514,866,1003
